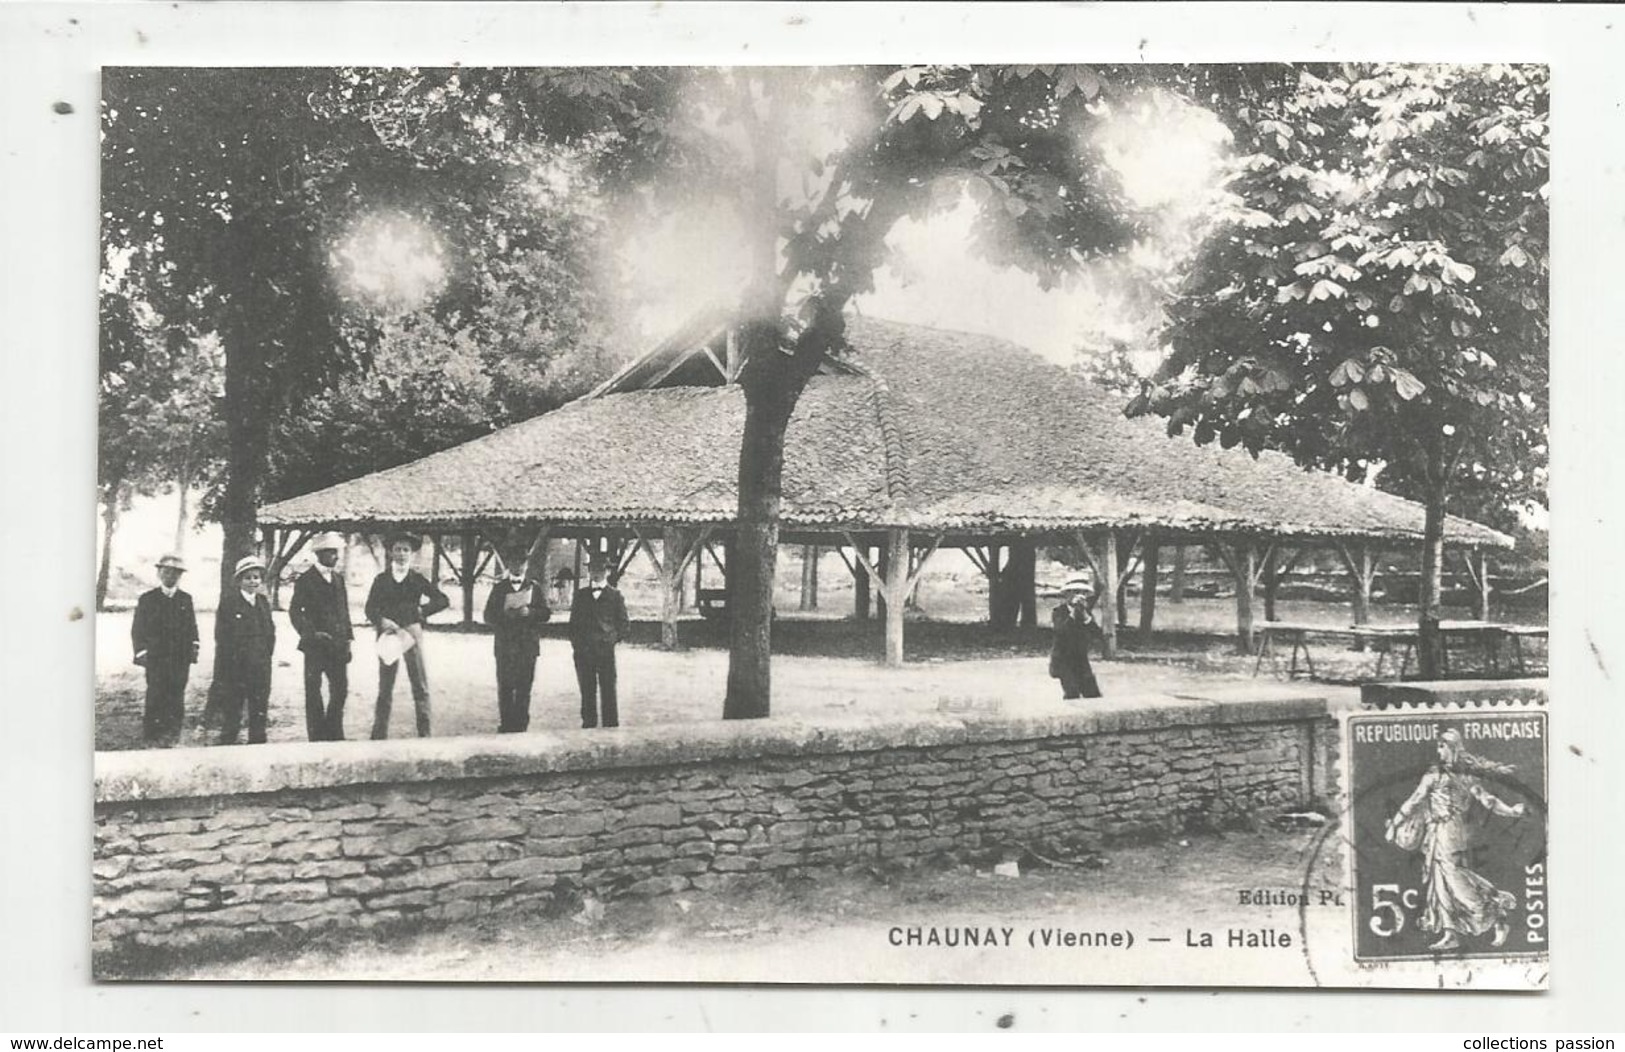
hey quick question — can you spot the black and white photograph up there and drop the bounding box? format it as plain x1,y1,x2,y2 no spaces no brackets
11,0,1625,1033
86,52,1552,988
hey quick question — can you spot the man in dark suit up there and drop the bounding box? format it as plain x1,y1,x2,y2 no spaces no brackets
568,554,631,729
289,532,354,741
212,555,277,745
483,555,551,733
364,533,450,739
131,554,200,746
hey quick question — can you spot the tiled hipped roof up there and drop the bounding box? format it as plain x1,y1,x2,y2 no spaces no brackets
260,316,1511,549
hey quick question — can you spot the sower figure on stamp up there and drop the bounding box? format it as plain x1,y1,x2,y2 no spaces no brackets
289,532,354,741
210,555,277,745
131,554,199,746
1385,728,1527,951
569,554,630,729
483,553,551,733
364,533,449,739
1048,574,1103,700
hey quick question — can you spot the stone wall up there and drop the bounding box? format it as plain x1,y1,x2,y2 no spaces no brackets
94,691,1334,962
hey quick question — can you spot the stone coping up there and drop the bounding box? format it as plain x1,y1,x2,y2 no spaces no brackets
95,687,1328,805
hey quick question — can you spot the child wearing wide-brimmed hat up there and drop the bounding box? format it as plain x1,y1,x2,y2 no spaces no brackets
207,555,277,744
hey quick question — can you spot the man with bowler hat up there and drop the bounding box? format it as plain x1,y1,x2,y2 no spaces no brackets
483,552,551,733
289,532,354,741
131,554,199,746
211,555,277,744
568,553,630,729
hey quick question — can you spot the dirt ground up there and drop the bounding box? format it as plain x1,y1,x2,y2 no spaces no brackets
138,825,1341,984
97,599,1409,750
90,581,1552,750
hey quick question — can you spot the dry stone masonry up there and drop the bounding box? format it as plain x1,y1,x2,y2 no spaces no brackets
93,692,1335,962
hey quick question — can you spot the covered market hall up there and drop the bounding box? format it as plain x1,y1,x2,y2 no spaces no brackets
258,314,1511,668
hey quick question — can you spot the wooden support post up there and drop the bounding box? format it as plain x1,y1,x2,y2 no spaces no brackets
1006,539,1037,628
1171,544,1187,603
983,545,1007,626
1262,546,1281,623
875,545,889,622
1335,542,1378,643
660,527,684,650
799,544,819,611
1466,548,1492,620
1234,544,1257,655
1114,535,1131,631
691,542,703,611
523,527,550,577
1139,539,1160,638
460,530,478,624
885,528,908,667
1100,531,1120,659
853,544,871,620
259,526,279,609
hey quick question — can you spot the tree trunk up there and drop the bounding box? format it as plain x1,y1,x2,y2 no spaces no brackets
1138,540,1160,638
1170,545,1186,603
96,497,121,612
723,392,795,720
218,330,267,601
1417,492,1447,679
173,479,191,556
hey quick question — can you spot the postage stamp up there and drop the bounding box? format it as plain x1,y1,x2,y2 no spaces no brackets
1344,708,1549,965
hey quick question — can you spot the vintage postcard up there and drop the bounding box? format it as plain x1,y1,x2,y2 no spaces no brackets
92,55,1549,990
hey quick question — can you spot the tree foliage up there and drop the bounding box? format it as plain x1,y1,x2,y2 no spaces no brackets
1123,63,1547,673
97,255,222,606
1128,64,1548,518
101,68,619,590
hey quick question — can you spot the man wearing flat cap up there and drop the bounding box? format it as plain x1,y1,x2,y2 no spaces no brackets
1049,573,1103,701
364,532,449,739
568,553,631,729
131,554,199,746
211,555,277,744
289,532,354,741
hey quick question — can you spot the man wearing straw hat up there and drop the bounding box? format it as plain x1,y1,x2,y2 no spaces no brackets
364,532,449,739
289,531,354,741
1049,572,1103,700
131,553,199,746
211,555,277,744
